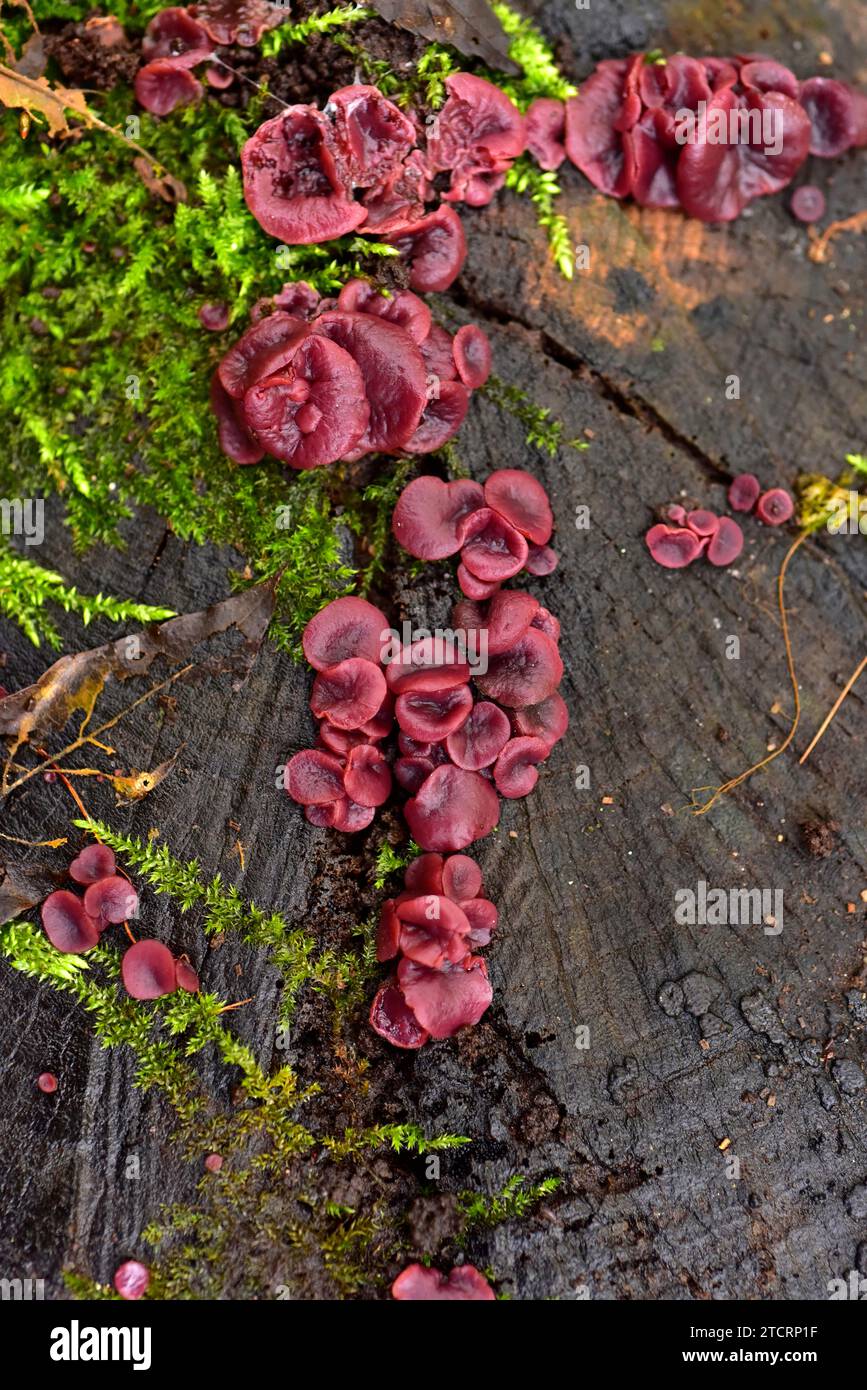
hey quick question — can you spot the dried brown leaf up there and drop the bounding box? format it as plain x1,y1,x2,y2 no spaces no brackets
14,33,47,80
110,747,184,805
133,156,188,205
0,860,63,925
0,582,276,785
0,60,97,137
368,0,517,72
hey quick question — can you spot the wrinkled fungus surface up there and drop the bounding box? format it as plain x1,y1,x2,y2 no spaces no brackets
706,515,744,566
565,51,864,219
135,58,202,116
426,73,525,206
790,184,826,222
302,595,389,671
728,473,761,512
69,842,116,885
227,72,524,277
212,286,489,467
526,97,567,170
494,735,549,798
310,658,387,730
392,476,485,561
756,487,795,525
369,980,431,1048
404,765,500,852
398,955,492,1037
83,875,140,926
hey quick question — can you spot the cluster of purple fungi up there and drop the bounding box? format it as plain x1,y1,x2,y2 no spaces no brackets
39,844,199,998
52,15,866,1301
135,7,533,287
211,279,492,469
563,52,866,219
136,9,865,233
646,474,795,569
284,467,565,1068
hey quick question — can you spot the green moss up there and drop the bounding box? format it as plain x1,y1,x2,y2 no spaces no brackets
0,545,176,648
0,95,393,650
372,838,421,889
491,3,578,108
62,1272,119,1300
481,375,587,457
458,1174,561,1231
260,4,376,59
415,43,461,108
505,156,574,280
322,1123,472,1161
72,818,374,1020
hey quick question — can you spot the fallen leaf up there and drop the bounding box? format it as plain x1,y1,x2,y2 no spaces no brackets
0,860,63,925
134,156,188,205
0,581,276,790
0,61,98,138
110,747,184,805
368,0,518,73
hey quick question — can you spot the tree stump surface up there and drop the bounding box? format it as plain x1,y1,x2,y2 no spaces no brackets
1,0,865,1300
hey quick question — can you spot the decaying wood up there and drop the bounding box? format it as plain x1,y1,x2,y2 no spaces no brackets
0,0,865,1301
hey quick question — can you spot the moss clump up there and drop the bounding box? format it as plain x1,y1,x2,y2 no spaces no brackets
491,3,577,108
0,84,397,650
481,375,588,457
1,4,579,653
72,819,381,1021
261,4,376,59
458,1173,561,1232
0,835,472,1299
0,547,176,648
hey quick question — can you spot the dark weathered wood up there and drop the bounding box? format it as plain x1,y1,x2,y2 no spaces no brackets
1,0,866,1300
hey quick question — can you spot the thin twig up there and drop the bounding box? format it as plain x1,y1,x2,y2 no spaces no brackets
218,997,254,1013
35,745,93,823
1,666,193,798
0,831,67,847
809,209,867,263
691,531,808,815
207,55,291,111
799,655,867,765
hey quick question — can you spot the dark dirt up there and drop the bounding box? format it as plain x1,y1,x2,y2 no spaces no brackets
800,818,840,858
46,18,140,90
1,0,866,1302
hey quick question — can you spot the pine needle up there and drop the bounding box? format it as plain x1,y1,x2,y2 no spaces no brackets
691,531,808,815
799,655,867,765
